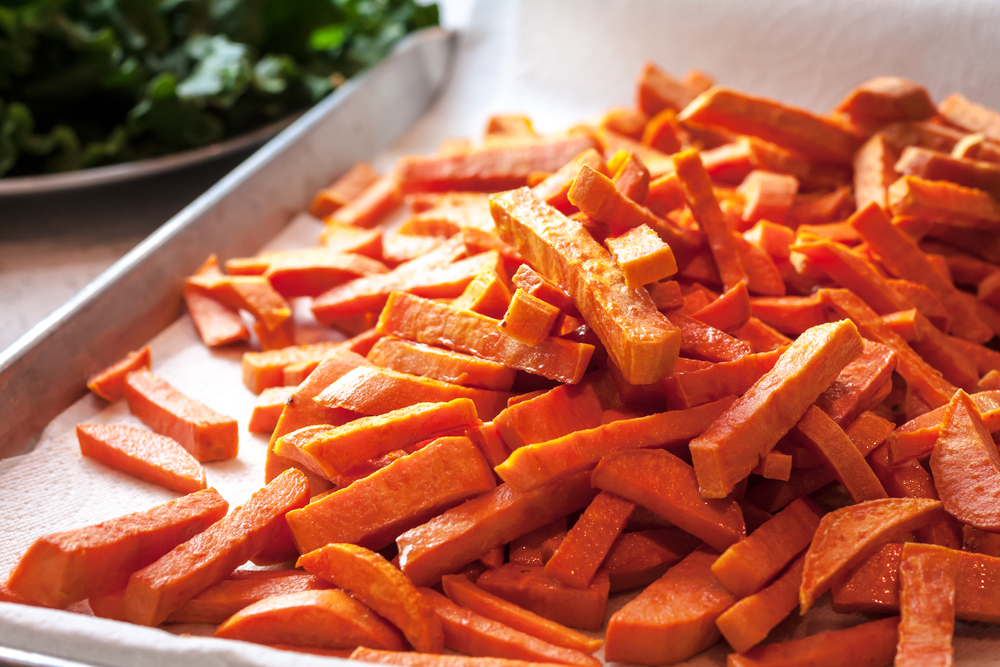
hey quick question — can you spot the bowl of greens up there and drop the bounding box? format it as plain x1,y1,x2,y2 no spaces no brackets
0,0,439,192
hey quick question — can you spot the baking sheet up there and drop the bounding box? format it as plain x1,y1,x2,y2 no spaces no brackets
3,0,1000,665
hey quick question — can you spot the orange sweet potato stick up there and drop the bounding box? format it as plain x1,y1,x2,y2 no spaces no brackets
895,145,1000,201
605,223,678,288
298,543,444,653
895,543,958,667
215,588,407,650
532,148,608,213
123,368,238,462
799,497,943,613
509,519,567,567
351,648,571,667
313,365,510,421
636,62,703,117
888,175,1000,229
930,390,1000,531
325,171,401,229
591,448,745,552
500,288,561,346
166,570,332,624
494,382,603,450
510,264,575,312
603,528,701,593
850,201,993,343
884,390,1000,464
491,187,682,384
183,256,250,348
86,346,152,402
665,311,753,362
543,491,635,589
690,281,751,334
662,349,783,410
286,436,496,553
417,587,599,666
751,451,793,480
789,405,888,503
736,170,798,227
290,398,481,475
6,488,227,608
835,76,936,127
641,108,684,155
678,87,865,165
310,161,380,217
494,397,735,492
77,423,206,495
748,293,828,336
440,575,603,654
396,472,597,587
604,546,738,665
715,554,805,654
727,616,899,667
474,565,610,632
710,497,823,598
815,339,897,427
263,250,388,299
937,92,1000,143
610,150,652,203
185,272,292,333
689,319,863,499
376,292,594,385
123,469,310,626
241,340,344,393
248,385,295,433
452,266,515,320
672,149,748,291
397,134,601,193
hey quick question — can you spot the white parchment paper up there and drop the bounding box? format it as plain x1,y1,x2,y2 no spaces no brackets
3,0,999,664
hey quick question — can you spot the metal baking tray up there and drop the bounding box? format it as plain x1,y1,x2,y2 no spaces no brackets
0,27,456,460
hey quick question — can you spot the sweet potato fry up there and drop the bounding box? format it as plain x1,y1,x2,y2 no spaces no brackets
691,281,752,334
491,187,681,384
183,255,251,348
310,161,380,217
248,385,295,433
326,171,401,228
592,448,745,552
603,528,701,593
86,346,152,402
543,491,634,589
665,311,753,363
500,289,561,346
351,648,570,667
215,588,407,650
76,423,206,494
885,390,1000,464
930,390,1000,531
799,497,943,613
532,148,607,212
711,497,822,598
494,382,603,450
6,488,227,608
124,368,238,462
185,273,291,333
737,170,798,227
605,223,678,288
636,62,703,117
376,292,594,385
662,348,783,410
299,543,443,653
263,249,388,298
727,616,899,667
715,554,804,654
895,542,958,667
474,565,610,632
440,576,602,654
123,469,309,626
605,546,737,666
286,436,496,552
889,175,1000,229
938,92,1000,142
689,319,863,498
815,339,897,426
165,570,332,624
835,76,936,127
896,145,1000,201
399,472,597,587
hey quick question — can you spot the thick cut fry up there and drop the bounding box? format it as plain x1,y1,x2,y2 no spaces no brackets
511,264,574,312
691,281,752,334
938,93,1000,143
495,397,735,492
604,528,701,593
299,543,443,653
592,448,745,552
790,405,887,502
500,289,561,346
662,349,783,410
711,497,822,598
295,398,481,475
672,149,748,291
86,346,152,402
605,224,677,288
888,175,1000,229
737,170,798,227
544,491,634,589
124,369,238,462
815,339,897,426
930,390,1000,531
850,201,992,343
326,171,401,228
689,319,863,498
665,311,753,363
185,273,291,333
77,423,206,494
123,469,309,626
491,187,681,384
215,588,406,650
166,570,332,624
494,382,603,450
605,546,737,666
835,76,936,125
715,555,804,654
248,385,295,433
6,488,227,608
727,616,899,667
263,250,388,298
896,145,1000,201
636,62,703,117
396,473,597,587
885,390,1000,465
286,436,496,553
184,255,251,348
895,543,958,667
799,497,943,613
314,365,510,421
678,87,864,165
474,565,609,631
397,134,601,193
509,519,567,566
532,148,607,212
242,340,345,394
418,587,598,666
310,161,380,217
440,576,602,654
376,292,594,385
452,267,514,320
